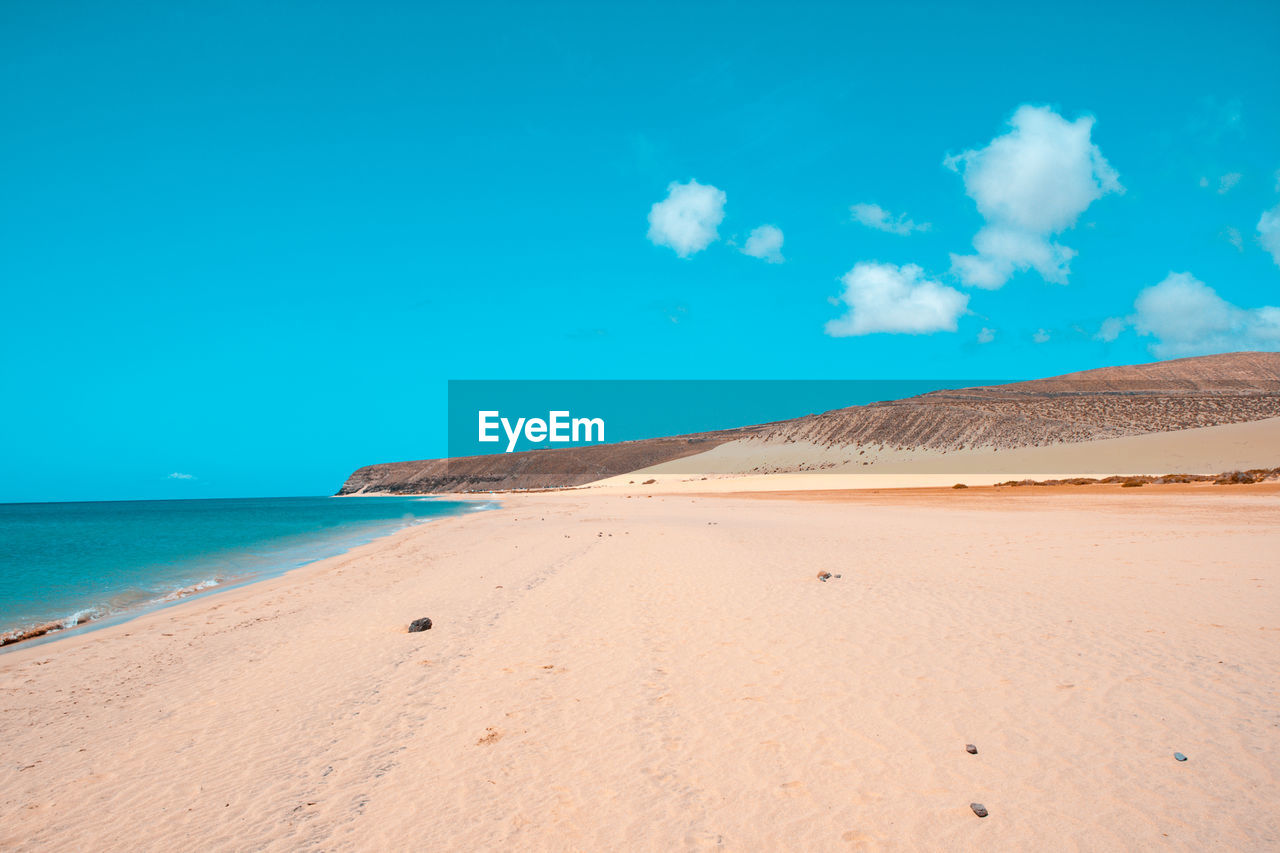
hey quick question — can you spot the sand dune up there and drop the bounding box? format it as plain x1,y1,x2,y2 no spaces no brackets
605,416,1280,488
2,488,1278,850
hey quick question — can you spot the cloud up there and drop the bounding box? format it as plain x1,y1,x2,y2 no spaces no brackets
946,105,1122,289
825,262,968,336
1032,329,1051,344
1224,226,1244,252
1217,172,1242,194
1130,272,1280,357
168,472,196,480
647,300,688,324
976,327,995,343
1095,316,1127,342
849,203,930,235
741,224,785,263
1259,204,1280,267
646,180,726,257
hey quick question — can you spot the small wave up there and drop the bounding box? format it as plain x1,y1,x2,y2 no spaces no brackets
1,577,226,649
63,606,106,629
157,577,222,603
1,607,103,647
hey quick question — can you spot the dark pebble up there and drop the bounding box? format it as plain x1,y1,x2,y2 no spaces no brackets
408,617,433,633
970,803,988,818
1174,752,1187,761
966,744,978,754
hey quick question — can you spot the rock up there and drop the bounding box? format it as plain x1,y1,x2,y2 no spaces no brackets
408,617,433,633
966,744,978,754
817,571,832,581
970,803,988,818
834,574,842,579
1174,752,1187,761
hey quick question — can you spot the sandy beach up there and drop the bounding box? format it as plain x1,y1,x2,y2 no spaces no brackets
2,484,1278,850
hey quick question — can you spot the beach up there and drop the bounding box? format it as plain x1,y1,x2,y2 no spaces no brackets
2,484,1278,850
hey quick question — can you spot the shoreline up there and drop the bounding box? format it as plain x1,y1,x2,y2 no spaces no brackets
0,501,492,664
14,474,1270,653
0,498,497,653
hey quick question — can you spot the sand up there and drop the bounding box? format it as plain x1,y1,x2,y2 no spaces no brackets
619,416,1280,482
2,485,1278,850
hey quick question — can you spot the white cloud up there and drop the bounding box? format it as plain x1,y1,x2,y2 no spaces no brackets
977,327,995,343
1224,226,1244,252
849,203,930,235
1259,204,1280,267
1095,316,1127,342
825,262,968,336
1032,329,1051,344
1218,172,1242,194
741,224,785,263
646,180,726,257
168,472,196,480
1132,272,1280,357
946,105,1122,289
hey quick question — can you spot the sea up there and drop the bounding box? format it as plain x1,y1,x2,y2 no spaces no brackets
0,496,489,648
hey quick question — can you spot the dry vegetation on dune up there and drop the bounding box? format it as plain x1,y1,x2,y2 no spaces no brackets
994,466,1280,488
753,352,1280,453
749,393,1280,453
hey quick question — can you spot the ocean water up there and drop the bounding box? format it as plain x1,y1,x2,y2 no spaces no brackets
0,496,488,646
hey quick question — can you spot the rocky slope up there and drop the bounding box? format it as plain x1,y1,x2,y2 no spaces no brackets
337,352,1280,494
337,429,766,494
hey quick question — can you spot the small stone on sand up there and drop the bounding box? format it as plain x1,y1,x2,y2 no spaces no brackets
966,744,978,754
970,803,988,818
1174,752,1187,761
408,617,433,633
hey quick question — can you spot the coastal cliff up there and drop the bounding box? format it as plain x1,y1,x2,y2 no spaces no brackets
337,430,763,495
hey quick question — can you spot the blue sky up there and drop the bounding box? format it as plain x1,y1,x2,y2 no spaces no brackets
2,0,1278,501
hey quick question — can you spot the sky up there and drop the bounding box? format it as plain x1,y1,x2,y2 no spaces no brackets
2,0,1279,502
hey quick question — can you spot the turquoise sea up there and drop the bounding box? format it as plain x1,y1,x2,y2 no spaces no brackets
0,496,487,647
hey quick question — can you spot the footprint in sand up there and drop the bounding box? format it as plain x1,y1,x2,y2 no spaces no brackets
842,829,882,847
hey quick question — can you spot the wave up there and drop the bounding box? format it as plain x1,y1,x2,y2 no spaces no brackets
0,575,227,648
